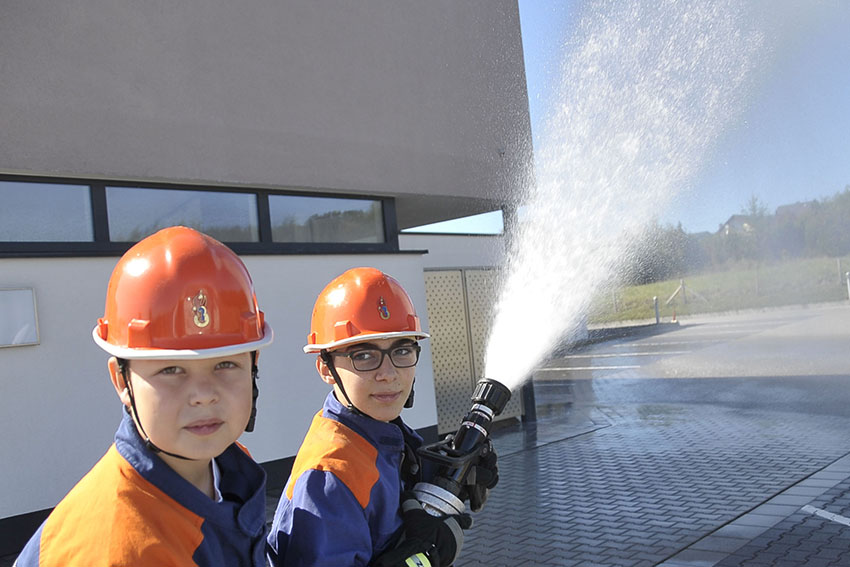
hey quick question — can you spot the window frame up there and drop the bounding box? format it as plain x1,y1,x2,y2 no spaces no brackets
0,174,401,257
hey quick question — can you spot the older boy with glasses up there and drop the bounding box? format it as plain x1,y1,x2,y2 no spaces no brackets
268,267,486,567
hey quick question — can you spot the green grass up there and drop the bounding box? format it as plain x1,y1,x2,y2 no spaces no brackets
589,255,850,323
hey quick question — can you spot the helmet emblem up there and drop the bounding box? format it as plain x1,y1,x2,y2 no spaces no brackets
191,290,211,328
377,296,391,320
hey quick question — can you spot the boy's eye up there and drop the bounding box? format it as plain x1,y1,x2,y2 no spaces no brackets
350,350,378,362
159,366,183,375
215,360,238,370
392,346,413,356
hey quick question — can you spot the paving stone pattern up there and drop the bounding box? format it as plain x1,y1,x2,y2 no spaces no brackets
5,403,850,567
715,477,850,567
457,404,850,567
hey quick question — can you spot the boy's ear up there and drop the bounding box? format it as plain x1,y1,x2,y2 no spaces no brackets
108,357,132,408
316,356,336,386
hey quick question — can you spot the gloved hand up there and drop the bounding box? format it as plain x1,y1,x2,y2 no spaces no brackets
371,492,472,567
461,439,499,512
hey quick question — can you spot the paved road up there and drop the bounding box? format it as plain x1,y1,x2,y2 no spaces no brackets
460,303,850,566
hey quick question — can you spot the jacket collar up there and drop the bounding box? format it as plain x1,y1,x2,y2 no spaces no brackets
322,391,420,450
114,408,267,536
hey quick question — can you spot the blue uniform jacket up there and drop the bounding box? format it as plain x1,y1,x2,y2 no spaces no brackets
16,409,268,567
267,392,425,567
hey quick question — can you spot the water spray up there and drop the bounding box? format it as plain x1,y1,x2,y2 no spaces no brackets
483,0,766,392
413,378,512,516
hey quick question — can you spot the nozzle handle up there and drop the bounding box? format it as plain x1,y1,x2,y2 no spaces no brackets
417,436,488,467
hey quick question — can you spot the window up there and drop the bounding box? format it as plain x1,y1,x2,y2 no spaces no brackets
269,195,385,244
0,181,93,241
0,176,399,256
107,187,259,242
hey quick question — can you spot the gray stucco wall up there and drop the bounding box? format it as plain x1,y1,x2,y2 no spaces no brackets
0,1,532,227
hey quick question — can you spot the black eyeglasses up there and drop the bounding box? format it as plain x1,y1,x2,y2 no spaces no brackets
332,343,421,371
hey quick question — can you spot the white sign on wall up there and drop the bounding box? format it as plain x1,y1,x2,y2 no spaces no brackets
0,288,39,347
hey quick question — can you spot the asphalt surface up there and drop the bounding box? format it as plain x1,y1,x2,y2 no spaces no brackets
5,303,850,566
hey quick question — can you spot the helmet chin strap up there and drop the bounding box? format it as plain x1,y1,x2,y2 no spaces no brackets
117,353,260,461
118,358,195,461
319,349,415,418
320,349,368,418
245,351,260,432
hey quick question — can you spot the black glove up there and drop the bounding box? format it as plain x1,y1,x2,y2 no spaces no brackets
461,440,499,512
372,493,473,567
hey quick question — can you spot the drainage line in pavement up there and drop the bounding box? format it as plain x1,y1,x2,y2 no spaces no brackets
801,504,850,527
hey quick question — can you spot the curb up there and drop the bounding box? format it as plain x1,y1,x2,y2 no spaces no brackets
552,321,681,356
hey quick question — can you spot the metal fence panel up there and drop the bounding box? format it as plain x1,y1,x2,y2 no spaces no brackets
425,269,522,434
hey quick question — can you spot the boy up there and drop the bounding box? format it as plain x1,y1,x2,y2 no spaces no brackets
267,267,494,567
15,226,274,566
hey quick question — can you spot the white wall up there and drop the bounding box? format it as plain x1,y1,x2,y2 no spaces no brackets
400,233,506,269
0,253,437,518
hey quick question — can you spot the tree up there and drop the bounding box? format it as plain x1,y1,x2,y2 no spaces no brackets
804,188,850,257
742,194,769,218
622,221,701,285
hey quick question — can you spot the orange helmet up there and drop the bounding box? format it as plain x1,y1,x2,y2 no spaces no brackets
304,267,429,353
93,226,273,359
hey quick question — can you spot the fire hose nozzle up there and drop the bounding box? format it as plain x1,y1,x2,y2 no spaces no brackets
414,378,512,515
471,378,511,415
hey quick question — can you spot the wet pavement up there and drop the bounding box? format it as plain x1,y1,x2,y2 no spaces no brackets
463,399,850,566
713,468,850,567
4,304,850,566
456,304,850,566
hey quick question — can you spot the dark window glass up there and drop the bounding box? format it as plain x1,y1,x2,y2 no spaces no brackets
269,195,384,243
106,187,259,242
0,182,93,241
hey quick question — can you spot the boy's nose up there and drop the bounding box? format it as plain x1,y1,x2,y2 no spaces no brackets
374,353,398,380
188,373,219,405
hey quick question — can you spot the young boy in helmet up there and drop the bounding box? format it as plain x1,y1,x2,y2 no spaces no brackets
15,226,274,567
268,267,492,567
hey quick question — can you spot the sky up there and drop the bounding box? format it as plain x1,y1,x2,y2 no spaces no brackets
409,1,850,235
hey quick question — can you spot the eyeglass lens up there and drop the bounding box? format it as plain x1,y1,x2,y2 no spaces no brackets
348,345,420,371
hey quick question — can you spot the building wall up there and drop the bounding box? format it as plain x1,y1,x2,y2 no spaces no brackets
0,254,436,519
1,234,508,520
0,0,531,226
400,233,507,269
0,0,529,526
